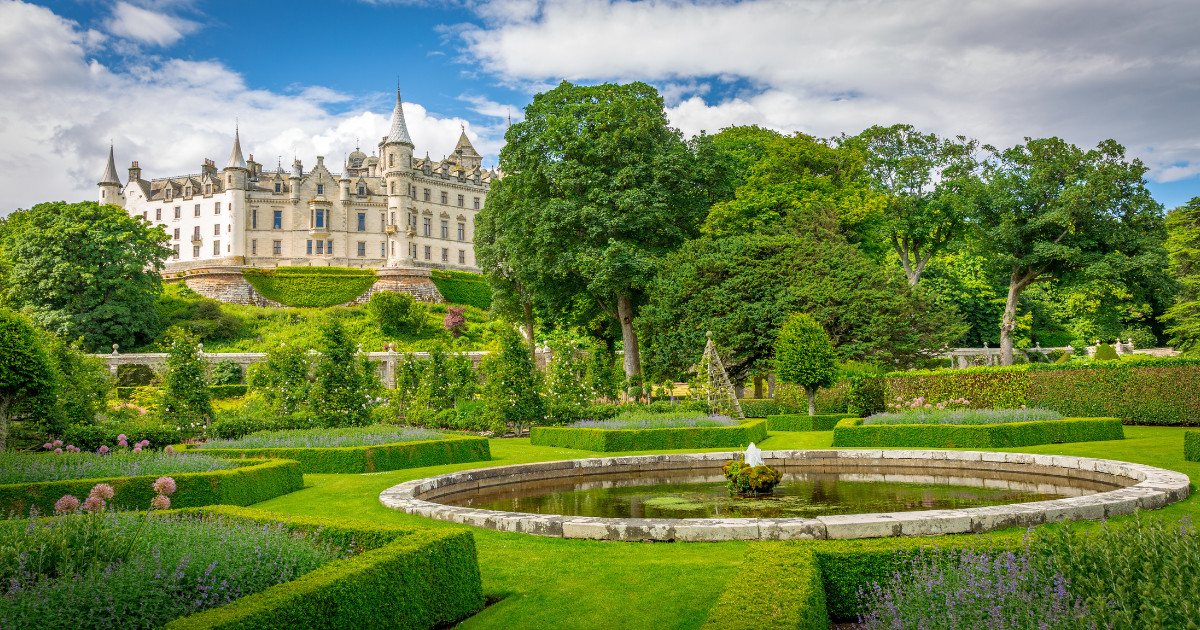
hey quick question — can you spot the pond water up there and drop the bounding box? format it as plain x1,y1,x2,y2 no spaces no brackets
434,466,1114,519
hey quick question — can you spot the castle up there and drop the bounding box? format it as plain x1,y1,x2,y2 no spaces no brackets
98,89,495,273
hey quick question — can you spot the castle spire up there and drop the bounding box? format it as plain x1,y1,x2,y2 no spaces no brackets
386,88,414,146
99,144,121,186
225,125,247,169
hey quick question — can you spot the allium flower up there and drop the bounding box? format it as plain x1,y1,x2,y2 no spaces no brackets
118,438,128,447
150,494,171,510
97,445,110,455
117,434,127,442
132,446,142,453
54,494,81,514
139,439,150,447
53,448,62,454
43,442,53,450
164,446,175,455
53,439,63,448
152,476,177,496
88,483,115,500
81,496,105,512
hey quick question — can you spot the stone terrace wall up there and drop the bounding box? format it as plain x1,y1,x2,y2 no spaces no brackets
165,266,444,307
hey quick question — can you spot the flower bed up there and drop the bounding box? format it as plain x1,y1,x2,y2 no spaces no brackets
764,413,858,431
177,433,491,474
0,458,302,516
862,408,1063,426
570,411,739,430
529,419,768,452
830,416,1124,449
0,450,237,485
197,425,444,450
1186,430,1200,462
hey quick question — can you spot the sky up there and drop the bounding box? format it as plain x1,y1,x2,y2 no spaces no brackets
2,0,1200,214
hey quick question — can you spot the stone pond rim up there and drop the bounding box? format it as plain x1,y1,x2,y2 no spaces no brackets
378,449,1191,542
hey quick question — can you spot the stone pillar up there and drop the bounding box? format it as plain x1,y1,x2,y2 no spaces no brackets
767,373,775,398
753,376,763,399
385,343,398,389
109,344,119,379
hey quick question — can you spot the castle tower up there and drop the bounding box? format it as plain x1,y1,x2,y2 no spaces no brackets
452,130,483,172
223,127,249,262
380,88,415,262
224,126,248,190
98,145,124,207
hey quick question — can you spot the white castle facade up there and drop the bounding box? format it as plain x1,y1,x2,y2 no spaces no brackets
98,90,494,272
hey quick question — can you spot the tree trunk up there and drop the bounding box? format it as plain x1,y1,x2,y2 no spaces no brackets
616,293,641,378
805,386,816,416
1000,268,1037,366
522,300,537,361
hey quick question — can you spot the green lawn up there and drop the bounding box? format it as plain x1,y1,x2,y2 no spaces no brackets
250,426,1199,629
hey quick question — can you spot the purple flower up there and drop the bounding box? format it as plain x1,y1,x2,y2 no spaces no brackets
132,445,142,453
117,434,127,442
151,494,171,510
52,439,63,448
152,477,177,496
53,494,81,514
81,496,105,512
139,439,150,447
89,483,115,500
42,442,53,450
53,448,62,454
118,439,128,447
97,445,110,455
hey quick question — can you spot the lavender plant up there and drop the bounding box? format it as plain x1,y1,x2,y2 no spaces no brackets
198,424,443,449
571,411,737,430
0,451,235,485
863,407,1063,426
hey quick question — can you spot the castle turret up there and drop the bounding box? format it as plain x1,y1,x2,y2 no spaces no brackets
452,129,482,171
381,88,415,263
223,126,248,190
290,158,302,202
223,127,249,262
98,145,124,207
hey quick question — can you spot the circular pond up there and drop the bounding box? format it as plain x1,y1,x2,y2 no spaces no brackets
379,450,1191,542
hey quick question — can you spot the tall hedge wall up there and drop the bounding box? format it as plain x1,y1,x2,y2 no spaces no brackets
177,436,491,474
765,414,858,432
162,506,484,630
0,458,302,516
429,269,492,310
1186,431,1200,462
830,417,1125,449
243,267,377,307
885,358,1200,426
529,420,768,452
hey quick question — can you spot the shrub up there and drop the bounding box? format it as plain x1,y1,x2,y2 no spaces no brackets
740,399,781,418
776,381,849,414
0,307,58,452
209,384,247,399
863,408,1063,425
1093,343,1119,361
831,416,1124,448
367,291,427,337
61,417,191,451
1186,430,1200,461
209,408,321,439
481,328,544,435
846,373,886,417
443,306,467,337
765,414,857,431
159,328,213,425
774,313,838,416
210,359,244,385
703,544,828,630
529,419,768,451
247,344,312,414
42,336,113,434
243,267,377,308
310,319,378,427
571,412,738,430
0,458,302,515
429,269,492,310
181,434,490,474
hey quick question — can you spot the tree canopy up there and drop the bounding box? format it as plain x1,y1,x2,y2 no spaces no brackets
774,312,838,416
0,308,58,452
1166,197,1200,354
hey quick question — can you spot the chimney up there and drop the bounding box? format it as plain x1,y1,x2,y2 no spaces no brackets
128,161,141,183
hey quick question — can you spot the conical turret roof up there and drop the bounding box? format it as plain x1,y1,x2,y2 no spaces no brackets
386,88,414,146
226,126,247,169
99,145,121,186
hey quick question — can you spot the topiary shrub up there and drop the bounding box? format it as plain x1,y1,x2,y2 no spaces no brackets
367,291,427,337
159,328,213,425
480,329,544,435
774,313,838,416
429,269,492,310
1094,343,1120,361
831,416,1124,448
243,267,377,308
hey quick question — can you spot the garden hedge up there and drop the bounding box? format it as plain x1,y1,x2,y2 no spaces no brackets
1186,430,1200,462
243,267,377,308
702,543,829,630
529,420,768,452
176,435,491,474
0,458,302,516
116,384,248,400
162,506,484,629
830,416,1124,449
765,414,858,432
429,269,492,310
885,357,1200,426
740,399,787,418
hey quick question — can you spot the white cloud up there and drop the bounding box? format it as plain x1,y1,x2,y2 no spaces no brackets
455,0,1200,184
105,1,199,47
0,0,502,214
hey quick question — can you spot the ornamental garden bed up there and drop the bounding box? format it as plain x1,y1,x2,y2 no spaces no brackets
178,425,491,473
0,454,302,516
530,413,768,452
763,413,858,431
0,505,484,630
830,412,1124,449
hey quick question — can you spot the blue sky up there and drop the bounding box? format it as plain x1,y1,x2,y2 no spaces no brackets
2,0,1200,213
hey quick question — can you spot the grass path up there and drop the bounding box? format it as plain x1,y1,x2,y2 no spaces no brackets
250,426,1198,629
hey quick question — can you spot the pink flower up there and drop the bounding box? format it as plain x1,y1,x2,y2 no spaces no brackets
53,448,62,454
43,442,53,450
151,494,171,510
118,439,128,447
151,477,176,496
117,434,127,442
52,439,63,448
54,495,81,515
88,483,115,500
81,496,105,513
132,446,142,453
163,446,175,455
139,439,150,447
97,445,110,455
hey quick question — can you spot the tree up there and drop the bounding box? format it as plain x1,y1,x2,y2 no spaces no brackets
481,328,545,436
0,308,58,451
973,138,1165,365
5,202,172,351
476,81,708,378
774,313,838,416
854,124,980,285
367,291,426,337
247,343,312,414
43,335,113,435
1166,197,1200,354
311,318,378,427
159,328,213,426
443,306,467,338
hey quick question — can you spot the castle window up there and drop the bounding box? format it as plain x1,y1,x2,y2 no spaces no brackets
307,240,313,255
423,188,430,201
185,186,192,196
390,181,395,194
457,223,465,241
474,197,480,209
273,240,281,255
389,154,394,167
172,244,180,259
193,226,200,240
457,194,463,207
423,218,431,237
381,214,387,231
214,202,221,214
358,186,365,195
173,228,180,240
194,204,200,217
459,250,465,264
440,191,447,204
193,245,200,257
273,210,282,229
317,184,324,195
411,186,416,199
315,209,325,229
251,240,257,255
440,220,448,239
166,189,173,200
275,182,281,193
212,240,220,256
155,208,162,221
381,242,387,257
252,209,257,229
424,245,431,260
227,175,232,185
441,248,448,262
214,224,220,236
357,213,366,232
410,243,417,258
174,206,181,219
316,240,325,255
357,242,366,257
328,240,333,255
205,184,212,195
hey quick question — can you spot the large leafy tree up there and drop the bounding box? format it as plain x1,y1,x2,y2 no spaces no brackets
0,308,58,452
638,227,967,382
1166,197,1200,354
854,124,980,285
5,201,172,351
476,81,707,377
774,313,838,416
973,138,1165,365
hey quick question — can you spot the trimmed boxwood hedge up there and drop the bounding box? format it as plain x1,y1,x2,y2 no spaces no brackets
529,420,768,452
176,435,491,474
739,399,782,418
765,414,858,432
830,416,1124,449
0,458,302,516
429,269,492,310
702,543,828,630
1186,430,1200,462
161,506,484,630
886,358,1200,426
116,384,248,400
243,267,377,308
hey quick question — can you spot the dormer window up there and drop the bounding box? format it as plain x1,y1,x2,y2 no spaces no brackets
205,184,212,195
166,189,173,200
185,186,191,197
275,183,281,193
358,186,365,195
